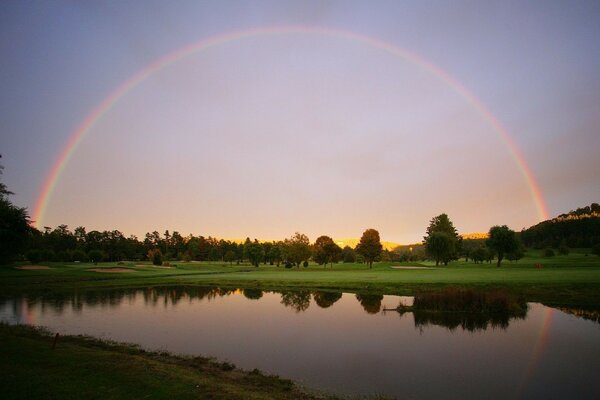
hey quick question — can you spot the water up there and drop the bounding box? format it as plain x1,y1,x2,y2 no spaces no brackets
1,287,599,399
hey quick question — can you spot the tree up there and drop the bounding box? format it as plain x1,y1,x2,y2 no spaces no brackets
0,155,31,264
342,246,356,263
356,229,382,268
88,249,104,264
147,248,163,266
284,232,311,268
471,247,487,264
224,250,236,265
425,232,455,266
268,243,282,266
486,225,520,267
423,214,461,265
246,240,264,267
313,235,342,267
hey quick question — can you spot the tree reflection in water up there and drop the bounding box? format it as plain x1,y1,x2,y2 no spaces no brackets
312,291,342,308
243,288,263,300
280,291,311,313
393,288,528,332
355,294,384,314
9,287,599,332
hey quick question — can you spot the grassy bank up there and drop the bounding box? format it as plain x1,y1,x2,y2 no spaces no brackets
2,250,600,308
0,324,337,400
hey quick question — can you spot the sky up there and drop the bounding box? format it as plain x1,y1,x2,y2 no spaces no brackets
0,1,599,243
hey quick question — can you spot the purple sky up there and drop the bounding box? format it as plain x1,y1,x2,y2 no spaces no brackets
1,1,599,243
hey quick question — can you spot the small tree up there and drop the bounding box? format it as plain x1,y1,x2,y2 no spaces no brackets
285,232,311,268
313,235,342,268
544,248,555,257
88,249,104,265
471,247,486,264
342,246,356,263
558,240,570,255
148,248,163,266
486,225,519,267
425,232,455,266
356,229,382,269
423,213,461,265
246,241,264,267
224,250,236,265
593,243,600,257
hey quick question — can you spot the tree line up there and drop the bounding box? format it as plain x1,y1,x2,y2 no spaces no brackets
1,156,598,266
9,215,524,268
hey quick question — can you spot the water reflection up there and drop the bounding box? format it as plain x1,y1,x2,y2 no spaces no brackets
1,286,599,399
242,288,263,300
312,291,342,308
355,293,384,314
280,291,311,312
391,288,529,332
556,307,600,324
0,286,544,332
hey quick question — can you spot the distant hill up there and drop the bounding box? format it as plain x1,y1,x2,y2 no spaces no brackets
461,232,488,240
334,238,400,251
521,203,600,248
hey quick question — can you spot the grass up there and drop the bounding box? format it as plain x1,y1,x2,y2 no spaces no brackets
0,323,338,400
2,250,600,308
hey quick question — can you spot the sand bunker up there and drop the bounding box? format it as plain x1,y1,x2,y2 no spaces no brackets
390,266,435,270
87,268,136,273
16,265,51,270
135,264,173,269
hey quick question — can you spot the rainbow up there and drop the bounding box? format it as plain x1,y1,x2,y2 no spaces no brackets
32,25,549,226
515,307,554,397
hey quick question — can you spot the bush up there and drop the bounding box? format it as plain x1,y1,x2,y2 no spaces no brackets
558,244,570,255
284,261,293,269
592,244,600,257
303,260,309,268
26,250,42,264
544,248,555,257
88,249,104,264
71,249,87,262
147,248,163,266
40,249,55,262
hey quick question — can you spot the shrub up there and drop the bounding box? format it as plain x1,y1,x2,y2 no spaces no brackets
88,249,104,264
147,248,163,266
71,249,87,262
558,244,570,255
592,244,600,257
544,248,555,257
26,250,41,264
303,260,309,268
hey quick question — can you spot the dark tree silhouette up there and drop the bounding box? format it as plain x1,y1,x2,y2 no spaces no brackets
356,229,382,268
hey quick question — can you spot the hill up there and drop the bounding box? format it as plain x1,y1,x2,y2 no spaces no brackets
521,203,600,248
334,238,400,251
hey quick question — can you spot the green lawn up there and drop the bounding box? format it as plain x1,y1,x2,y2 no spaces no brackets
2,250,600,308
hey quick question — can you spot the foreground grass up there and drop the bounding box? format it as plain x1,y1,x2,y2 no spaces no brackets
0,324,337,400
2,250,600,307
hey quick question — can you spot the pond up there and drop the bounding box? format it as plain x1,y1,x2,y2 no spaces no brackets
1,287,599,399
